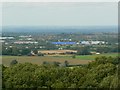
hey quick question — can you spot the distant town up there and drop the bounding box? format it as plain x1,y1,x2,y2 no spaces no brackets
1,32,118,56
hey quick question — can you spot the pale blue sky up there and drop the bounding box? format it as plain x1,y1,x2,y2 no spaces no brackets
2,2,118,26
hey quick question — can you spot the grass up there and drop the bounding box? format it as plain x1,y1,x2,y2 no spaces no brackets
76,53,118,60
1,53,118,66
52,53,118,60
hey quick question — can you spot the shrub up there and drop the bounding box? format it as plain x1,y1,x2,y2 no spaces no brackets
10,60,18,66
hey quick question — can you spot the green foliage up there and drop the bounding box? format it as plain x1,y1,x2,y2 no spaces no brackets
37,53,44,56
2,46,31,56
21,49,31,55
10,60,18,66
32,49,38,54
64,60,69,67
2,56,119,88
99,75,118,88
77,46,91,55
72,55,76,59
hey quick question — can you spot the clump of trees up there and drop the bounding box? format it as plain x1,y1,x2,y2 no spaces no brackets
77,46,91,55
2,46,31,56
2,56,119,88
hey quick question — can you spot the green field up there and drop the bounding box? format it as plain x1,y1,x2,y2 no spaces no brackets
76,53,118,60
52,53,118,60
1,53,118,66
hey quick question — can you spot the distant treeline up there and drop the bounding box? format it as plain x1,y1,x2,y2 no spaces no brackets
1,45,119,56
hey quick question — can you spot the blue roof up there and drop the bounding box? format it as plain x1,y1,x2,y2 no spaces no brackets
52,42,76,45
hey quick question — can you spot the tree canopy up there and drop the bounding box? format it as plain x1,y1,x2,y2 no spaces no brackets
2,56,119,89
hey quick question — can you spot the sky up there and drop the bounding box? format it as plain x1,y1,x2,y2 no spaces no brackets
2,2,118,27
1,0,119,2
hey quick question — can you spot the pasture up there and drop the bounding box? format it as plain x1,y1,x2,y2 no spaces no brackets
76,53,118,60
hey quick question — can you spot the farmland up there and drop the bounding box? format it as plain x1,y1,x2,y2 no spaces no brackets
2,53,118,66
2,56,91,66
76,53,118,60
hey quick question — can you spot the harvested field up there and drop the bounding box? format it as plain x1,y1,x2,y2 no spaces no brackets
2,56,91,66
38,50,77,55
2,53,118,66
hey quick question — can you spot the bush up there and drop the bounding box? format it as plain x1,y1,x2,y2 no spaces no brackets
72,55,76,59
37,53,44,56
10,60,18,66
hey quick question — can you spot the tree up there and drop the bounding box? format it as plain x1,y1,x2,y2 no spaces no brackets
77,46,91,55
96,47,110,53
99,75,117,88
32,49,38,54
37,53,44,56
3,56,118,88
64,60,69,67
10,60,18,66
72,55,76,59
11,47,19,56
51,81,65,88
20,49,31,55
42,61,49,65
52,61,60,67
45,42,57,50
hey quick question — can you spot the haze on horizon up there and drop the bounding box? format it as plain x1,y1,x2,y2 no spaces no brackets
2,2,118,27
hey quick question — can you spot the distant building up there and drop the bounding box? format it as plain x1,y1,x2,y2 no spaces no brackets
19,35,32,38
91,41,100,45
80,41,105,45
91,52,100,55
0,37,14,40
14,41,38,44
26,38,33,40
0,40,5,43
51,42,76,45
96,53,100,55
81,41,90,45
